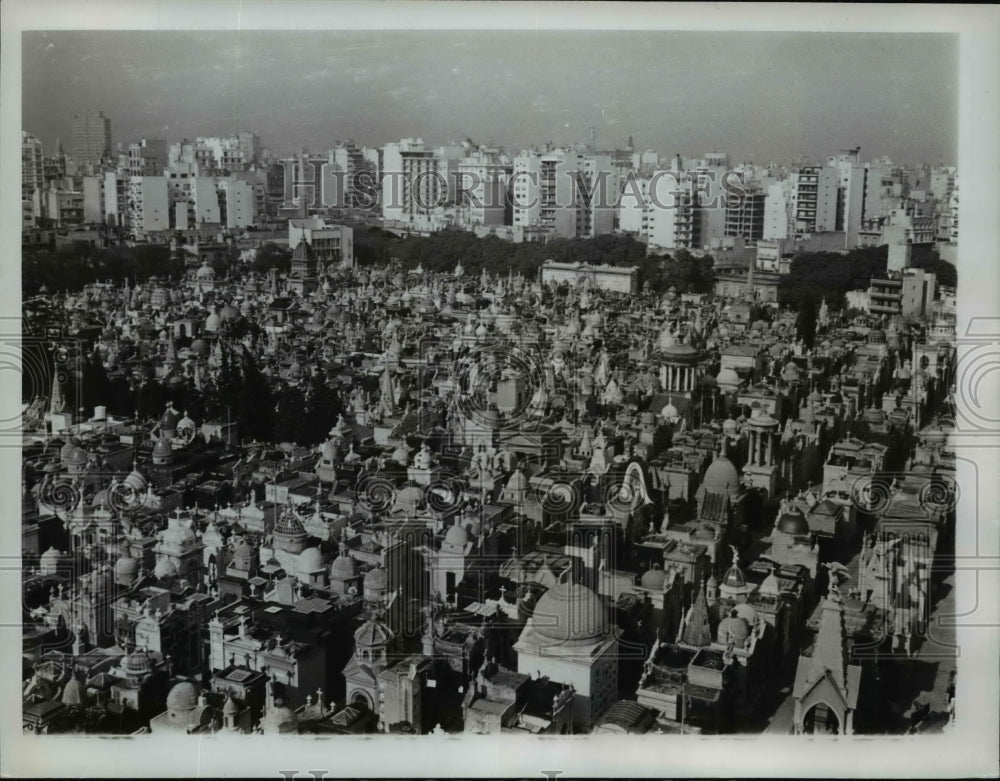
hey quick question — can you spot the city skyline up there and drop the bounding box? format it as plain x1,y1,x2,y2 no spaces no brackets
23,30,957,166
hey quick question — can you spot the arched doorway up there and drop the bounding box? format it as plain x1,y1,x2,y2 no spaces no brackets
350,690,373,710
802,702,841,734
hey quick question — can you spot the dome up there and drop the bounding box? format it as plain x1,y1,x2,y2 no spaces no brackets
124,649,152,676
297,547,324,574
66,446,88,469
733,602,757,625
59,441,76,463
640,565,666,591
219,304,239,322
61,676,87,706
659,401,679,420
364,566,388,594
154,557,178,579
152,437,173,463
223,695,239,715
702,455,741,498
722,562,746,590
114,555,140,583
274,509,307,538
716,367,740,391
177,412,196,433
722,417,739,435
189,338,209,357
777,508,810,536
354,616,393,648
166,681,199,713
292,240,315,262
205,312,221,332
717,614,751,646
330,553,357,580
529,581,610,643
196,262,215,279
444,522,470,548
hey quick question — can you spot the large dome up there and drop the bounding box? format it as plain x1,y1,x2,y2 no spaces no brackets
354,617,393,648
330,553,357,580
777,507,810,536
297,547,324,574
529,581,610,643
166,681,199,713
364,566,388,593
702,455,741,498
114,554,140,583
444,521,470,548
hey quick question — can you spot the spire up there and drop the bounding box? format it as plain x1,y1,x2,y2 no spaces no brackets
680,578,713,647
810,586,850,694
49,362,65,415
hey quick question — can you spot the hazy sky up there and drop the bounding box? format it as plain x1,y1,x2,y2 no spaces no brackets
22,30,958,165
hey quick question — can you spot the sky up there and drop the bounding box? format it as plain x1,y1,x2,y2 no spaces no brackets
21,30,958,166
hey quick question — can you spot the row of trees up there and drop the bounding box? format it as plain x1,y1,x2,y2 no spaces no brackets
778,244,957,313
23,244,179,297
351,227,717,295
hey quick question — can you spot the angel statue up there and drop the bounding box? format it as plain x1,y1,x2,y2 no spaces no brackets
822,561,851,597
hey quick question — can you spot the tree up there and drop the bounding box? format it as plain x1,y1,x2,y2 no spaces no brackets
796,297,818,349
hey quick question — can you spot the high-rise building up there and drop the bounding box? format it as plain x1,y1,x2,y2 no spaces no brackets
827,149,868,249
72,110,112,170
22,131,45,202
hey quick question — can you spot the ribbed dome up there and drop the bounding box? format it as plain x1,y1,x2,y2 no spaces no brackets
152,437,173,462
219,304,239,321
777,508,810,536
355,616,394,648
124,649,152,675
166,681,199,713
124,467,147,493
274,509,306,538
703,455,741,498
529,581,610,643
722,562,746,590
189,338,209,357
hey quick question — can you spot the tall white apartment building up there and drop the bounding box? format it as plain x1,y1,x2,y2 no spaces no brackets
381,139,461,224
125,176,170,238
511,148,616,239
457,147,511,227
827,149,868,248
